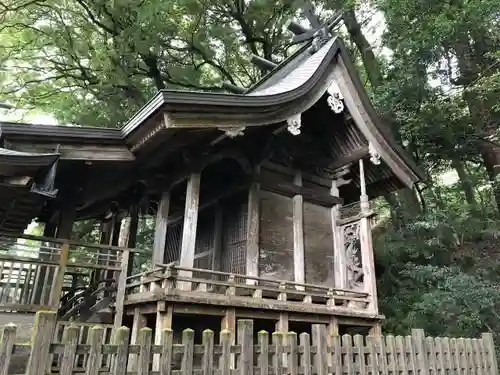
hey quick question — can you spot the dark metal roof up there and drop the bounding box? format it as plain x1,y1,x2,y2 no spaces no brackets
0,148,59,176
0,121,122,143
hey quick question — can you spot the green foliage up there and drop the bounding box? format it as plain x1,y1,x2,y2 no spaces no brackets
0,0,299,126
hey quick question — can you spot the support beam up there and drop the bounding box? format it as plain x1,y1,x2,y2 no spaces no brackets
153,192,170,266
245,167,260,284
292,171,305,287
179,172,201,283
127,206,139,276
259,176,343,206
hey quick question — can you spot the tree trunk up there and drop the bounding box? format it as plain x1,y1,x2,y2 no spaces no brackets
477,141,500,211
342,8,382,88
451,158,477,207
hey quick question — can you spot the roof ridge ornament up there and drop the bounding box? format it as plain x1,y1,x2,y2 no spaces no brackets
369,142,381,165
287,5,343,51
327,81,344,114
287,113,301,136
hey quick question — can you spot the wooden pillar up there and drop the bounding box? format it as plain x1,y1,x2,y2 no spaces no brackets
358,159,378,313
99,221,112,245
245,167,260,284
43,221,57,238
276,286,289,333
110,215,121,246
153,192,170,266
221,307,236,368
31,222,57,305
113,213,136,330
179,172,201,278
292,171,305,287
127,206,139,276
153,302,173,370
55,204,76,239
331,180,346,289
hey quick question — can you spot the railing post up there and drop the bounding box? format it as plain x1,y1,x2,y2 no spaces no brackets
0,323,17,375
25,311,57,375
113,248,130,330
49,242,70,308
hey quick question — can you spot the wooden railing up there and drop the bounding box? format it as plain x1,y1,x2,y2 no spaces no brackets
0,233,140,314
1,311,498,375
125,264,373,312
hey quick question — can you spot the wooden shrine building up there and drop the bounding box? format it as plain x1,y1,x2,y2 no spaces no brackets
0,26,422,342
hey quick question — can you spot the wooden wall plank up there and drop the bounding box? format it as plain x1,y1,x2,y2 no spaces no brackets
179,173,201,283
246,168,260,283
292,171,305,286
153,192,170,266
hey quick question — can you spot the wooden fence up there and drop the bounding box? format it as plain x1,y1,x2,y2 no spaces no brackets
0,311,498,375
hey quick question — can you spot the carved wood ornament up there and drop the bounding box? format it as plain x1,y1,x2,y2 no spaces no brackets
286,113,301,136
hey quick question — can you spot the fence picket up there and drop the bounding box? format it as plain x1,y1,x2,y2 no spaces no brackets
220,330,231,375
182,329,195,375
441,338,452,375
376,335,389,375
202,329,214,375
112,326,130,375
0,323,16,375
366,336,378,375
450,339,461,375
288,332,298,375
386,335,397,375
299,332,311,375
426,337,437,375
85,326,104,375
396,336,408,375
434,337,446,375
0,320,498,375
482,333,498,375
312,325,328,375
258,331,269,375
354,335,367,375
478,336,490,375
343,335,354,375
238,320,253,375
60,325,79,375
467,339,478,375
25,311,57,375
138,328,152,375
331,333,342,375
273,332,284,375
458,338,469,375
473,339,484,375
160,329,173,375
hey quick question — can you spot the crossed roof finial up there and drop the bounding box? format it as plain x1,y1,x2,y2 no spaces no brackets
222,3,344,93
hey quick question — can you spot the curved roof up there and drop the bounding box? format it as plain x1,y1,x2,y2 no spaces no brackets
0,35,424,235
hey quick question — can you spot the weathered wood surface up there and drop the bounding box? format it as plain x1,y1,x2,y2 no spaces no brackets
1,311,497,375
